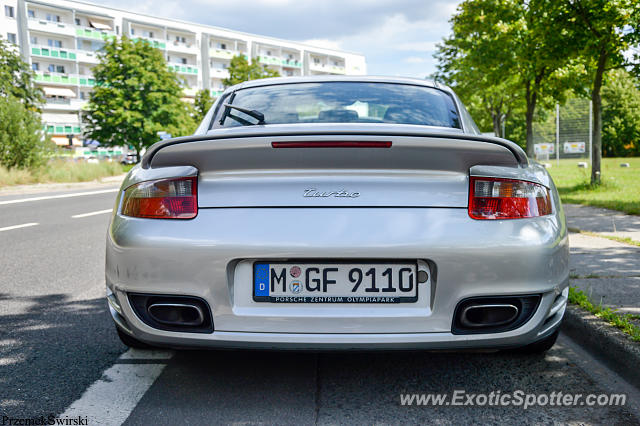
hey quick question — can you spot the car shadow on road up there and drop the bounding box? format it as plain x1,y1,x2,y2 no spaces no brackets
125,344,635,425
0,293,126,418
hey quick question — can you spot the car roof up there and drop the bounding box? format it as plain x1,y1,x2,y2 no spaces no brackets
225,75,453,94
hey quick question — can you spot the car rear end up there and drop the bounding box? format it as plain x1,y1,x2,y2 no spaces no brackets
105,78,569,350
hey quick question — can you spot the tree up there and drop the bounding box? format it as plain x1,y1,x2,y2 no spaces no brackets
83,37,196,161
601,69,640,156
0,38,43,111
435,0,578,156
434,1,523,139
223,55,280,87
0,96,51,169
194,89,214,123
566,0,639,184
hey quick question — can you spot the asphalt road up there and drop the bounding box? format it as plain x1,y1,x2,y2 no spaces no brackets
0,186,638,425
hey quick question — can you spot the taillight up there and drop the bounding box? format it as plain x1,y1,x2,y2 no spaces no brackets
121,177,197,219
469,176,551,220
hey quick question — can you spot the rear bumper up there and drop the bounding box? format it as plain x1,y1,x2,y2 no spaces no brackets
106,207,569,349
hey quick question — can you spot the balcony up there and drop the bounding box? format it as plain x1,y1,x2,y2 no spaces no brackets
44,123,83,135
209,48,241,60
34,72,97,87
281,58,302,68
44,98,87,111
132,37,166,49
31,45,77,61
182,87,198,97
75,26,115,40
210,68,230,79
28,19,76,37
168,63,199,75
167,41,199,55
76,50,100,64
309,62,346,74
258,55,282,66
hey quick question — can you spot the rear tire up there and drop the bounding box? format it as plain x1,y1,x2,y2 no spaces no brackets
116,327,154,349
516,329,559,354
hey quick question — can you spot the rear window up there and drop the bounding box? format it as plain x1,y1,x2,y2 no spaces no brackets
213,82,460,129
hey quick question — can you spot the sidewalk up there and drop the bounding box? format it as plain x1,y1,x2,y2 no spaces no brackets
565,203,640,243
562,203,640,386
566,203,640,322
0,174,126,197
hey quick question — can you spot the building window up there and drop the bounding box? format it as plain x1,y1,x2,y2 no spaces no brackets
75,18,80,26
32,62,39,71
5,5,14,18
130,28,135,35
30,36,38,44
28,9,35,18
46,14,61,23
220,43,226,50
48,39,62,48
180,57,187,64
7,33,16,44
116,25,119,35
79,92,85,100
148,31,154,38
48,64,65,73
266,50,272,56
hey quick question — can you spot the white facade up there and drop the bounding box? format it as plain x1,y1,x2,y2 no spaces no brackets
1,0,367,145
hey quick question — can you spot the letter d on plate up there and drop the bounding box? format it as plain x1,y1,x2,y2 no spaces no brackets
255,263,270,297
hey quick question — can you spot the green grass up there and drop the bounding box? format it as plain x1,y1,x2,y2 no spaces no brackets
546,157,640,215
568,287,640,342
0,160,126,187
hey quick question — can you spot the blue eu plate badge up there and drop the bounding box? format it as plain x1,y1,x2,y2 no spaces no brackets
254,263,270,297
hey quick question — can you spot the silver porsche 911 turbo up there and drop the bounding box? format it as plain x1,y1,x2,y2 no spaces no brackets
106,76,569,353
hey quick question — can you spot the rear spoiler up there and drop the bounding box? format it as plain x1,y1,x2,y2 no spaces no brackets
141,129,528,169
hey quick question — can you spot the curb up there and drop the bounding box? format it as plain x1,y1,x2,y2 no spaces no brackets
561,305,640,389
0,174,125,196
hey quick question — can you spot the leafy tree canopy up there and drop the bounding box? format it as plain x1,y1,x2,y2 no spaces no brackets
194,89,214,123
602,69,640,157
0,38,43,111
0,95,51,169
223,55,279,87
436,0,583,156
83,37,195,160
563,0,639,183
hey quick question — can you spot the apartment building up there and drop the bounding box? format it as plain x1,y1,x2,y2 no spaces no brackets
1,0,367,146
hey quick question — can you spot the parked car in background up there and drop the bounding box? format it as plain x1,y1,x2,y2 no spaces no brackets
106,76,569,353
121,154,137,165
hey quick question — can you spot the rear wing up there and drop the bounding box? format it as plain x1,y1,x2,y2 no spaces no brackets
141,126,528,169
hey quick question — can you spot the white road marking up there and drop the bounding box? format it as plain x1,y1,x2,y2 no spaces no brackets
0,188,118,206
71,209,113,218
0,222,39,232
120,349,174,360
60,349,174,425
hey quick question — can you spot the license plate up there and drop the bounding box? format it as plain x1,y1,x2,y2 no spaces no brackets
253,261,418,303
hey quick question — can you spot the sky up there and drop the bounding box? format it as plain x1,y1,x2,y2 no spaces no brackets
93,0,462,78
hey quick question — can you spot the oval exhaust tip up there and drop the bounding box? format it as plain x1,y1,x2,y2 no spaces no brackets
148,303,204,327
460,304,519,328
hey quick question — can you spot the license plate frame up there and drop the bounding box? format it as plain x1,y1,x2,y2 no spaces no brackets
253,260,419,303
